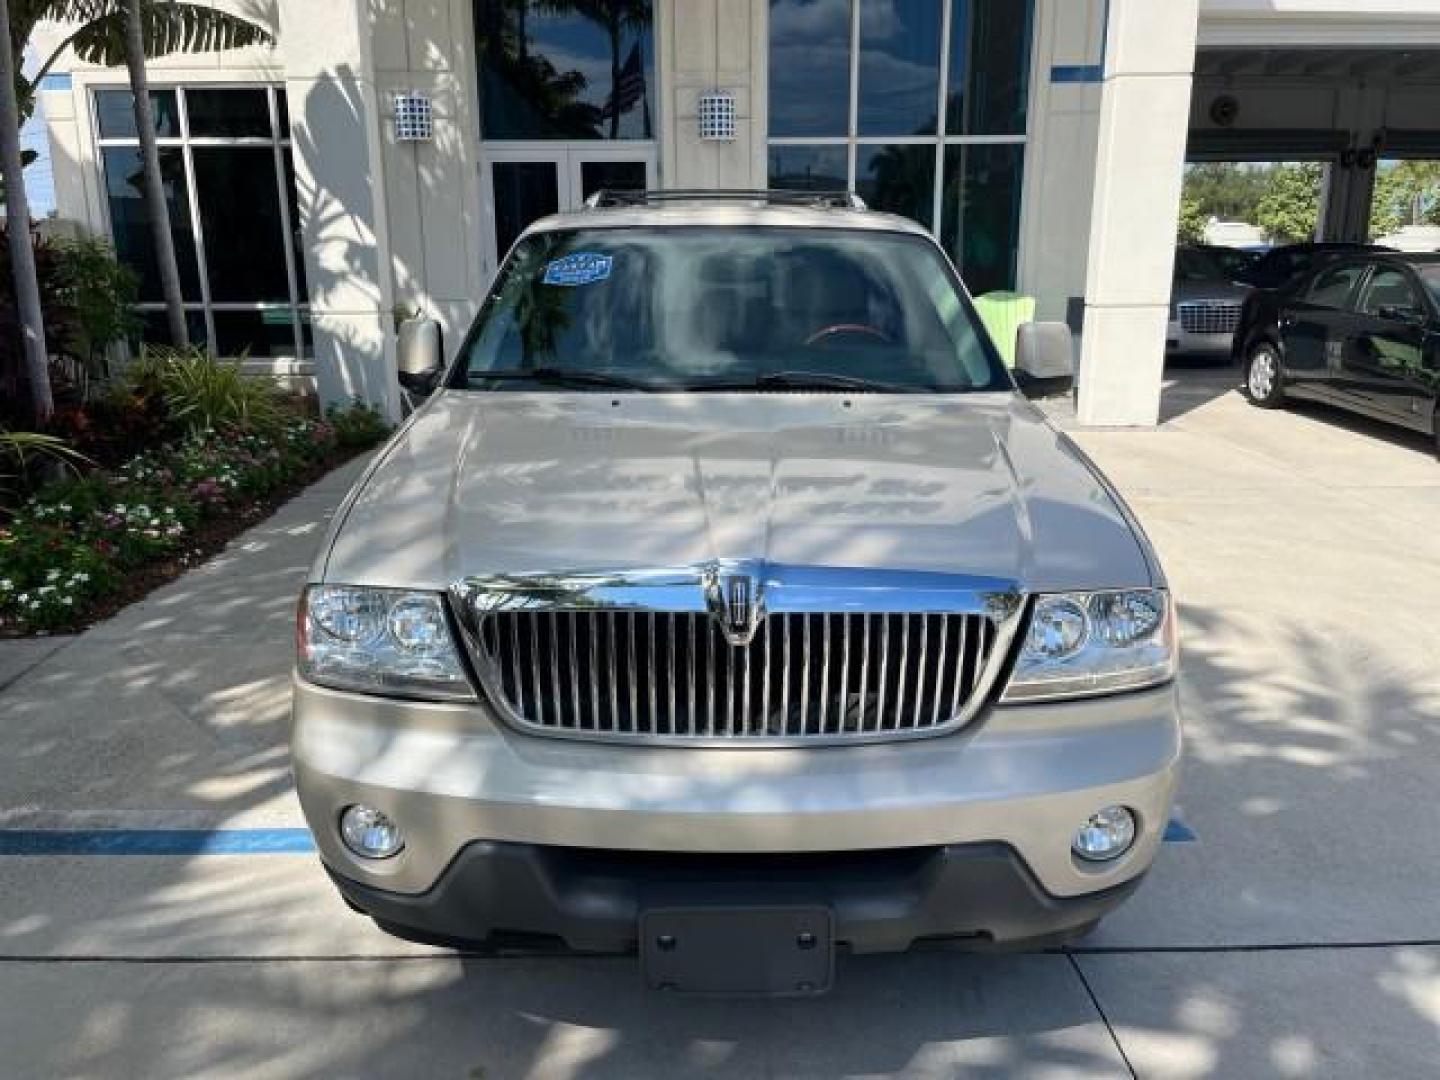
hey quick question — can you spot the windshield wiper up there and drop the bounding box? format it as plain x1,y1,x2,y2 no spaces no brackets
469,367,663,391
686,370,931,394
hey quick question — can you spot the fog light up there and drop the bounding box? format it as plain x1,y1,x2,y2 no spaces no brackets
340,805,404,859
1072,806,1136,862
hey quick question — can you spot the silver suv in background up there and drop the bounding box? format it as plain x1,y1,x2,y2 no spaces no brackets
292,191,1182,995
1167,246,1253,358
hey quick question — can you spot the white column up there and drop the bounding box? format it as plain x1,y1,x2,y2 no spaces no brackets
279,0,399,418
1076,0,1199,427
659,0,768,189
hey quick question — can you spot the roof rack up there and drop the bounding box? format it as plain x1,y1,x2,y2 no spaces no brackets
583,188,868,211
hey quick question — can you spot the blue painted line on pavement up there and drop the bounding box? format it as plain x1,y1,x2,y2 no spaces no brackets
1163,819,1198,843
0,818,1196,855
0,828,316,855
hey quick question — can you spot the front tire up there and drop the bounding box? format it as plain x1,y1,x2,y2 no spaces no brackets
1244,340,1285,408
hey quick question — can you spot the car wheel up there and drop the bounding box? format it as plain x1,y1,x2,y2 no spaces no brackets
1244,341,1285,408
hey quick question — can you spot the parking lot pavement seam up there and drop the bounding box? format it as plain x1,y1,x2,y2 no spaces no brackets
1065,951,1139,1079
0,637,77,693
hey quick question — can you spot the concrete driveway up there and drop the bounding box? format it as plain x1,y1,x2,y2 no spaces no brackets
3,372,1438,1079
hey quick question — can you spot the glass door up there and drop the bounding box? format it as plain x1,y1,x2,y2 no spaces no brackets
482,147,656,269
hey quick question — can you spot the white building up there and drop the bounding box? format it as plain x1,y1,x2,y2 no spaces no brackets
34,0,1440,425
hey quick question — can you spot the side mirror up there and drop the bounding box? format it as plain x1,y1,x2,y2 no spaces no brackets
1013,321,1075,397
397,317,443,395
1377,304,1425,326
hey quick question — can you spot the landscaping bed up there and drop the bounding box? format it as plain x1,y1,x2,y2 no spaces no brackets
1,355,392,637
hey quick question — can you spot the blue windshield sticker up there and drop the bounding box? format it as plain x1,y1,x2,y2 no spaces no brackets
543,252,613,286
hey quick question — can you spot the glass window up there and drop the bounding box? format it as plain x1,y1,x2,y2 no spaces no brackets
213,310,300,357
474,0,655,140
492,161,560,260
1304,264,1366,308
95,88,179,139
186,87,271,137
192,147,290,301
458,227,1007,393
579,160,647,201
939,142,1023,296
98,86,305,358
1418,264,1440,305
132,308,208,350
768,0,1033,290
102,146,202,302
857,0,942,137
768,0,852,137
948,0,1032,136
1358,266,1421,316
856,144,935,228
768,144,848,191
283,151,308,296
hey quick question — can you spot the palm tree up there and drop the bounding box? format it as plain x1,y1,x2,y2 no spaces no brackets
2,1,270,417
14,2,270,350
0,0,52,421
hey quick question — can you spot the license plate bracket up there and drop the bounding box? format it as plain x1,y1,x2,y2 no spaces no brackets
640,906,834,996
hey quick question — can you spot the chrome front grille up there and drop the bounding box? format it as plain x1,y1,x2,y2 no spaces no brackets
1177,300,1243,335
472,610,1001,744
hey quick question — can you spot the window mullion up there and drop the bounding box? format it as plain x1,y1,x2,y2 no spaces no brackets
847,0,861,190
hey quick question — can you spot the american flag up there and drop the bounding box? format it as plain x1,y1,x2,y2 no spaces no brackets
601,42,647,120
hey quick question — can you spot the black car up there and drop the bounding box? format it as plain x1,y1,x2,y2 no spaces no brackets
1235,242,1392,291
1234,252,1440,453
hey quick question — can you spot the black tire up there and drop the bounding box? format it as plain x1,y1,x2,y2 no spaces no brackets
1244,340,1286,408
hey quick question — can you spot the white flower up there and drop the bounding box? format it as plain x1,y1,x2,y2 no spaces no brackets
45,569,61,581
73,573,89,584
0,579,12,591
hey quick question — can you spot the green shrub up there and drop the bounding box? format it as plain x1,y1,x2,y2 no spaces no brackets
128,347,291,437
49,237,141,382
325,399,393,451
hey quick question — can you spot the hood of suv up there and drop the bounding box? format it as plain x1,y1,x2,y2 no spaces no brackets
1171,278,1251,305
321,392,1156,593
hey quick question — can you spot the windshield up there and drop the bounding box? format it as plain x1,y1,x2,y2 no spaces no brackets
453,227,1009,393
1174,248,1227,282
1205,247,1260,278
1418,264,1440,307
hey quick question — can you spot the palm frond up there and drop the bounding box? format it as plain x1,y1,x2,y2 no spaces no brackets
64,3,273,68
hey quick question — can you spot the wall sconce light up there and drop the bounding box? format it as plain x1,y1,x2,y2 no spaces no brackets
697,92,737,142
393,93,434,142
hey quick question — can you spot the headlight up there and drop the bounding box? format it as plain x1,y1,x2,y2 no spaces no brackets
1001,589,1176,703
297,585,475,701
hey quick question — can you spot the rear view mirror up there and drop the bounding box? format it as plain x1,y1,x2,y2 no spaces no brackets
1014,322,1075,397
397,317,443,395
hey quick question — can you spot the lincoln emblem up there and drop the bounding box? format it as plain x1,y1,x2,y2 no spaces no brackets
706,568,762,646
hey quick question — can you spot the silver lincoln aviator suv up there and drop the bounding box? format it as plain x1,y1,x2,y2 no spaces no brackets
292,190,1181,995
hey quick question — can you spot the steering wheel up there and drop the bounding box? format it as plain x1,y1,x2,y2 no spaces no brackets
803,323,893,348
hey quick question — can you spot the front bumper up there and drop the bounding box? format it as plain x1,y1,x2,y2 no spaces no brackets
328,840,1146,954
293,678,1181,906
